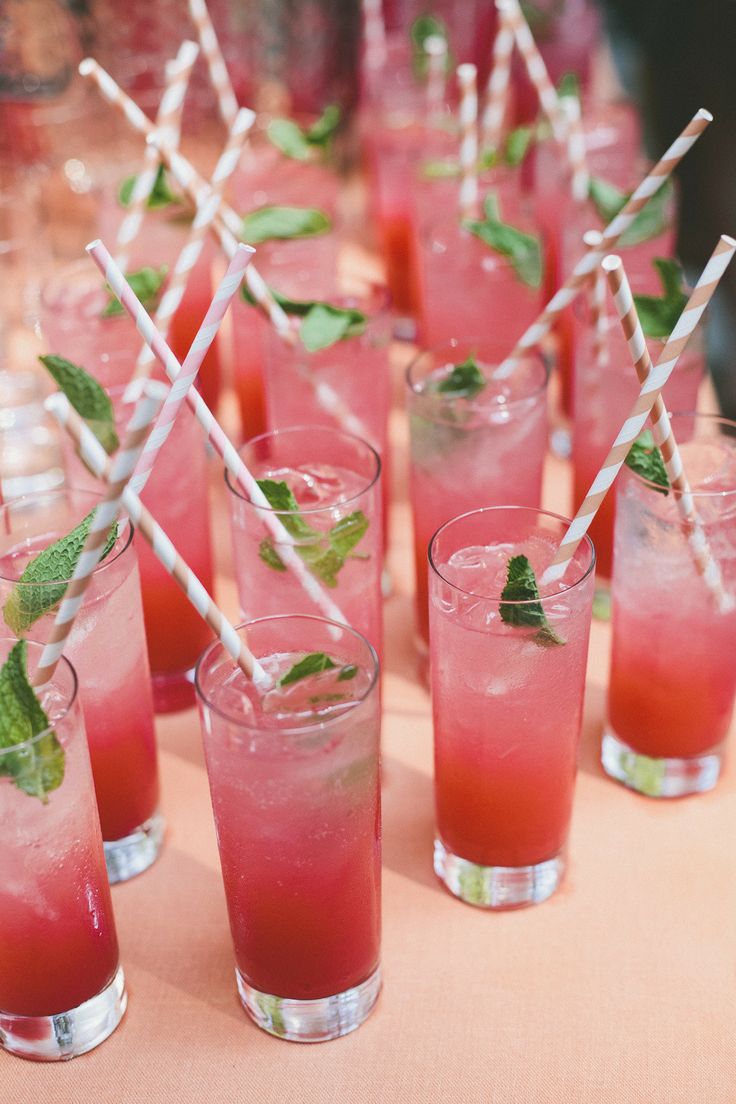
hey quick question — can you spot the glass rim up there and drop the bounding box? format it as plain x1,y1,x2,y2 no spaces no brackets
628,411,736,499
428,505,596,604
0,640,78,757
194,614,381,734
224,424,383,517
406,340,550,416
0,489,134,588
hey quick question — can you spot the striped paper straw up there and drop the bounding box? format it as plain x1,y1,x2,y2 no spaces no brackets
130,242,254,495
540,234,736,586
584,230,609,370
425,35,447,122
604,255,734,613
32,383,164,689
457,63,479,218
480,3,515,152
498,0,567,144
362,0,388,71
115,40,200,273
496,107,713,376
86,239,351,629
188,0,239,128
561,95,589,204
133,107,256,380
46,394,270,687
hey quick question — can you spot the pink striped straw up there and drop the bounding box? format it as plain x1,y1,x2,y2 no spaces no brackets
115,40,200,273
561,95,589,204
133,106,256,380
86,238,351,629
188,0,239,128
584,230,610,371
603,255,733,613
457,63,479,218
480,2,515,152
46,393,270,688
497,0,567,144
425,34,447,122
362,0,388,71
540,234,736,587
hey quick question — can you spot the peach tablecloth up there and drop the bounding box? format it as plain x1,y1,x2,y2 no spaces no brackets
3,410,735,1104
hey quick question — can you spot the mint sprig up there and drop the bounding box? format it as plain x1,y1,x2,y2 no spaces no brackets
39,355,119,454
423,127,536,179
118,164,184,211
0,640,63,802
588,178,673,247
279,651,357,688
410,13,451,79
463,194,542,288
266,105,341,161
499,554,565,647
256,479,369,588
633,258,688,339
436,356,486,399
240,205,331,245
624,430,669,494
103,266,167,319
3,510,119,634
240,283,366,352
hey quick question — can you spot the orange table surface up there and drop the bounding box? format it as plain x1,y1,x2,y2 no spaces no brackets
3,407,735,1104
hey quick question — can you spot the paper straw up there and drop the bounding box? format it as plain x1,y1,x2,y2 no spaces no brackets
114,40,200,273
362,0,388,71
188,0,239,128
457,63,479,218
133,107,255,380
584,230,609,370
32,382,164,688
480,3,515,152
604,255,734,613
540,234,736,585
130,242,254,495
46,394,270,687
425,35,447,122
498,0,567,144
561,95,589,204
86,239,351,628
496,107,713,376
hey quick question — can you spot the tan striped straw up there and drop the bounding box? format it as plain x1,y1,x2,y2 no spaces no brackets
32,383,165,689
540,234,736,587
362,0,388,72
114,40,200,273
45,393,271,688
480,2,515,153
457,63,479,219
561,95,589,204
188,0,239,128
603,254,734,613
425,34,447,122
584,230,610,371
497,0,567,144
495,107,713,377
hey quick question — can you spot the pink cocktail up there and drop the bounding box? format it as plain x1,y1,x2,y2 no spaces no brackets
195,615,381,1042
407,339,549,644
0,639,126,1060
40,259,142,369
604,414,736,796
429,506,595,907
0,490,162,882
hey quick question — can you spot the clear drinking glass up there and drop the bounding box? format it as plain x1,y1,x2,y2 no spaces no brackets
195,615,381,1042
0,639,126,1061
429,506,595,907
603,413,736,796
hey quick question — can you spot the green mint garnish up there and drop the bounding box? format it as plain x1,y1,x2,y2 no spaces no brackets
624,430,669,494
421,159,462,180
267,105,341,161
521,1,555,39
588,178,673,247
633,258,689,339
118,164,183,210
463,193,542,288
39,355,119,454
103,265,167,319
436,356,486,399
503,126,535,167
410,13,451,79
0,640,63,802
3,511,119,634
337,663,358,682
557,72,580,100
305,104,341,146
499,554,565,647
240,205,331,245
423,130,534,179
240,283,366,352
279,651,359,688
256,479,370,588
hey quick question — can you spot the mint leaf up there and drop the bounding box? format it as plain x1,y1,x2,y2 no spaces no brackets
258,538,287,572
329,511,369,558
39,355,119,454
557,72,580,100
266,118,314,161
421,159,461,179
588,176,625,224
463,193,542,288
499,554,565,647
521,0,556,39
255,480,315,541
118,164,182,210
410,13,450,79
633,258,688,338
624,430,669,494
240,205,331,245
588,177,673,247
3,511,119,634
279,652,338,687
436,356,486,399
102,265,167,319
337,663,358,682
299,303,367,352
0,640,63,802
504,126,535,167
306,104,341,147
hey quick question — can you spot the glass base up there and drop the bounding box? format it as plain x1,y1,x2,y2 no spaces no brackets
236,966,381,1043
104,809,165,884
0,966,126,1062
601,728,721,798
434,837,565,909
152,667,196,713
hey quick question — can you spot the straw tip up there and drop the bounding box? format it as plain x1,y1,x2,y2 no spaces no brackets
78,58,94,76
85,238,102,254
583,230,603,247
237,243,256,256
601,254,622,273
456,62,477,82
696,108,714,123
721,234,736,249
424,34,447,55
236,106,257,129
